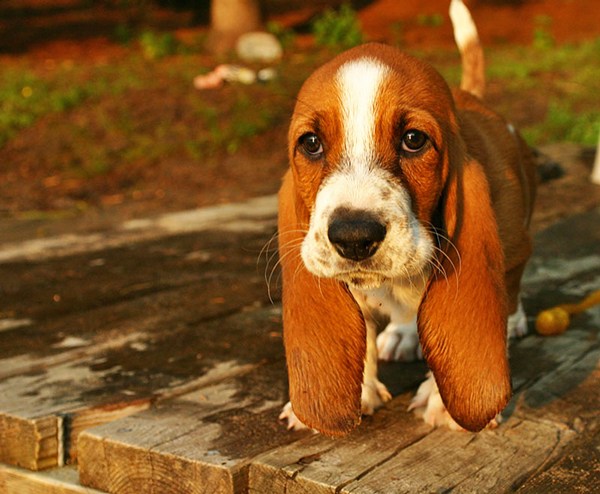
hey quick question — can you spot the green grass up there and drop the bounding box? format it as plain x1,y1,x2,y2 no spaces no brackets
0,68,84,145
487,39,600,87
1,35,598,187
532,15,555,51
138,30,179,59
267,21,296,50
416,13,444,28
425,39,600,146
1,50,292,180
0,56,157,146
522,101,599,146
312,3,365,50
185,86,285,160
484,39,600,145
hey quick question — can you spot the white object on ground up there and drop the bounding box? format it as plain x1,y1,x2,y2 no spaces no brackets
236,32,283,63
194,64,258,89
257,67,278,82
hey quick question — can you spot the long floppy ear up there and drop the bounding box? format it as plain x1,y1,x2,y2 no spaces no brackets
418,155,511,432
278,170,366,437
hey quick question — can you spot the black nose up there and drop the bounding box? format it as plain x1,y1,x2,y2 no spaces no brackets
328,212,387,262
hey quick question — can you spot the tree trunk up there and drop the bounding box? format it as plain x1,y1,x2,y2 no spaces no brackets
209,0,262,54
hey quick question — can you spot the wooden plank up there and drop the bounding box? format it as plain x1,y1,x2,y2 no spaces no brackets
506,207,600,426
244,216,600,494
337,305,599,494
0,463,105,494
508,217,600,431
514,345,600,417
77,362,311,494
0,227,277,363
0,225,277,385
0,274,274,382
516,429,600,494
76,338,429,494
1,200,597,493
0,195,277,263
0,222,283,470
339,417,574,494
248,394,431,494
77,209,600,493
244,337,600,494
0,304,284,470
0,415,59,471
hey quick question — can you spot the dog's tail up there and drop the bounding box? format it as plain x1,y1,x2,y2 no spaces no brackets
450,0,485,99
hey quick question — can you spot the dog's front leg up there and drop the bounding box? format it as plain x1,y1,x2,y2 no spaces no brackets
361,316,392,415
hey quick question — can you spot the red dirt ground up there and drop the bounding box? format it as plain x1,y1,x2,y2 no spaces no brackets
3,0,599,63
359,0,600,48
0,0,599,224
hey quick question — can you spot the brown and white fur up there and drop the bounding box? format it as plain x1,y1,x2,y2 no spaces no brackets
278,0,536,437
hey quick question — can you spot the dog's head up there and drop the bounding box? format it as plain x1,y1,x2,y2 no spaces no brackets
279,43,511,437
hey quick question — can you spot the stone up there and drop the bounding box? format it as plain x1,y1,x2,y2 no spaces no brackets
236,32,283,64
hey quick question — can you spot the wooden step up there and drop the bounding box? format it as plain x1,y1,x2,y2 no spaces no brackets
77,362,310,494
2,205,599,492
0,227,281,470
0,463,106,494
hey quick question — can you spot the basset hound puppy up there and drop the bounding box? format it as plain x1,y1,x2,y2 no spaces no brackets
278,0,536,436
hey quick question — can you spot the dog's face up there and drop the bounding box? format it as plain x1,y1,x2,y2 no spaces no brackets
289,46,458,290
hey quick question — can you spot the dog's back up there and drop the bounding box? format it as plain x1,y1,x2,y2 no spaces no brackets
451,0,536,315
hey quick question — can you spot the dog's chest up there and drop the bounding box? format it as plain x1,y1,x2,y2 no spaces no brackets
351,277,427,324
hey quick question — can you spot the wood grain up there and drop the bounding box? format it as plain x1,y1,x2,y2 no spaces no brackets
341,418,575,494
77,363,310,494
516,429,600,493
248,395,431,494
0,463,104,494
0,226,281,470
2,205,599,492
0,299,282,470
0,416,59,471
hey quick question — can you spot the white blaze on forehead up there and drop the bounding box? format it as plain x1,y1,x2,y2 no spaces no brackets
336,58,390,165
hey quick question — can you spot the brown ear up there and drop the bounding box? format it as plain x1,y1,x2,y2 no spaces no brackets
418,157,511,432
278,170,366,437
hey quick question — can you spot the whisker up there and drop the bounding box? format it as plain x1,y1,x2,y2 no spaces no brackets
262,229,308,278
258,230,280,275
267,243,304,302
417,219,462,280
317,275,325,300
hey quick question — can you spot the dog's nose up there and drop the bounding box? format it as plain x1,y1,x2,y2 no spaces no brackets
328,212,387,262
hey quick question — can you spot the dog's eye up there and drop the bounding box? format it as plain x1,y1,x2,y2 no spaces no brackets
299,133,323,158
401,129,428,152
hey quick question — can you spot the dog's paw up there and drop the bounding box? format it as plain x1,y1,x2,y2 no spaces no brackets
508,301,528,338
409,374,502,431
408,373,464,431
377,322,422,362
361,378,392,415
279,402,310,431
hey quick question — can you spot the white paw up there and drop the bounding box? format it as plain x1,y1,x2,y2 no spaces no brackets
279,401,311,431
361,379,392,415
377,322,422,362
409,374,502,431
408,373,464,431
507,301,528,338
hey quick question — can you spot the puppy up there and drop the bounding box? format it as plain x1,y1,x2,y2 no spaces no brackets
278,0,536,437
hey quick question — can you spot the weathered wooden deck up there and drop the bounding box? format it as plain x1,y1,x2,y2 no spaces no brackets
1,197,599,494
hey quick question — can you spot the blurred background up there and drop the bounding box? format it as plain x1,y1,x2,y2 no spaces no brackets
1,0,599,229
